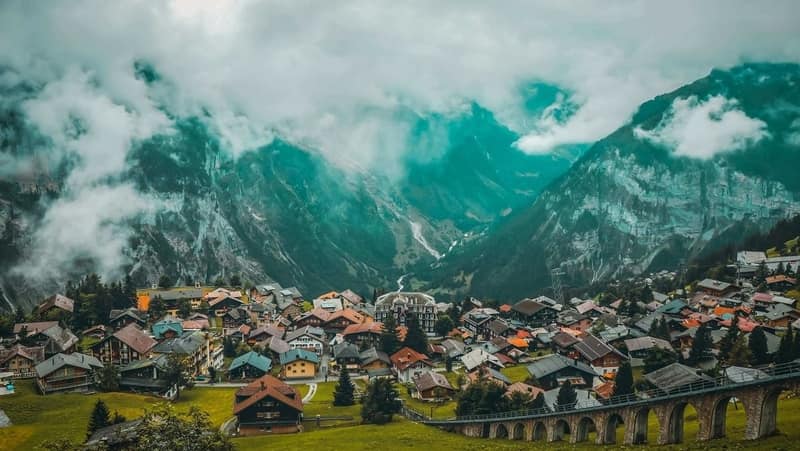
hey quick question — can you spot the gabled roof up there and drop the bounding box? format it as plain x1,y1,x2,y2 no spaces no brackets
460,348,504,372
229,351,272,373
249,324,284,340
152,318,184,339
326,308,365,325
208,295,244,308
151,331,206,355
40,324,79,352
340,289,364,305
35,352,102,378
359,347,390,366
37,294,75,313
624,336,673,353
697,279,733,292
644,363,712,392
109,308,145,324
414,371,454,392
13,321,59,335
279,349,320,365
111,324,157,354
512,299,547,316
285,326,325,343
526,354,599,380
505,382,544,399
234,374,302,415
333,341,360,360
390,347,431,371
573,334,624,362
296,308,331,323
551,331,580,349
265,336,291,354
343,322,383,336
119,354,169,373
0,345,45,366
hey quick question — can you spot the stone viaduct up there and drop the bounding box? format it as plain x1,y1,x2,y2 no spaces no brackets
417,362,800,446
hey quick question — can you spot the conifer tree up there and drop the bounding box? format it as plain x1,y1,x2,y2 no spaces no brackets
749,327,770,365
556,380,577,411
333,368,355,406
776,326,795,363
719,316,740,363
687,323,712,366
87,399,111,438
379,315,400,355
613,361,634,397
403,315,429,355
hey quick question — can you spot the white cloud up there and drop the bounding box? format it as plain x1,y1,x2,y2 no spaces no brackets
634,95,768,159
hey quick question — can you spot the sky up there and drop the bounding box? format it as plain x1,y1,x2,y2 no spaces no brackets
0,0,799,283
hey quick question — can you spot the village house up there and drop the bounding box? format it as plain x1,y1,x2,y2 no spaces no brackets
696,278,737,298
109,308,147,330
35,352,103,394
279,349,320,379
332,341,361,372
208,295,245,316
624,336,674,359
511,298,557,327
223,306,253,329
766,275,798,292
248,324,284,346
293,308,330,329
390,347,432,383
762,304,800,328
342,321,383,349
229,351,272,380
91,323,157,365
35,294,75,318
234,375,303,435
526,354,599,390
463,309,497,340
572,334,626,372
413,371,455,401
285,326,325,354
263,336,291,361
487,318,514,339
557,311,592,333
0,344,45,378
118,355,175,398
339,289,364,308
460,347,504,372
277,298,304,321
375,292,438,335
151,330,211,377
152,317,184,340
324,308,366,332
14,321,78,356
359,347,390,373
467,366,511,387
313,293,344,312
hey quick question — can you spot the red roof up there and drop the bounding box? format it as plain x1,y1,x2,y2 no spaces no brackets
234,374,302,415
390,347,431,371
343,322,383,336
499,304,512,313
112,323,157,354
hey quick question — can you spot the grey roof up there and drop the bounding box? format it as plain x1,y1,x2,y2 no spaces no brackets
119,354,169,373
724,366,769,383
86,420,142,447
697,279,732,292
542,387,601,410
512,299,547,316
333,341,360,359
41,324,79,353
414,371,454,392
109,308,145,323
526,354,599,380
285,326,325,343
551,331,580,349
624,336,673,353
573,334,624,362
460,348,503,372
359,347,390,366
440,338,466,357
35,352,102,378
265,336,291,354
488,318,512,335
644,363,711,392
147,288,203,301
152,331,206,355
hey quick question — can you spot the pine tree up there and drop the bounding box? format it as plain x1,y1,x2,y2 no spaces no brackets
531,392,546,409
613,361,634,397
729,335,752,366
749,327,770,365
793,327,800,360
87,399,111,438
434,316,455,337
776,326,795,363
445,355,453,373
333,369,355,406
687,323,712,366
403,315,428,355
379,315,400,355
361,378,401,424
556,380,577,411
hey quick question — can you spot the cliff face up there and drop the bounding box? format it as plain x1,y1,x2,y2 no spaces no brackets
424,64,800,300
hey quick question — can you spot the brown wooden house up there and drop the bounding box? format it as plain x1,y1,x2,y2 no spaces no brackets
234,375,303,435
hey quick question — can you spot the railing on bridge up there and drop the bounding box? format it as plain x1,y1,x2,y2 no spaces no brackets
423,360,800,425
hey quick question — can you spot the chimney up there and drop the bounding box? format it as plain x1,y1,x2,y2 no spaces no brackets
260,380,265,391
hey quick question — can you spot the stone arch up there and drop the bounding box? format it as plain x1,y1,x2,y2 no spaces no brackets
533,421,547,441
481,423,490,438
553,419,571,441
512,422,525,440
710,395,746,439
665,401,702,444
756,387,783,438
494,423,509,439
575,417,596,442
604,413,625,444
632,407,651,444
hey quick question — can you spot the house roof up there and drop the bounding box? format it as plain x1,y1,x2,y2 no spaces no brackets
35,352,102,378
152,318,184,339
265,336,291,354
526,354,599,380
340,289,364,305
279,349,320,365
624,336,673,353
234,374,302,415
697,278,733,292
297,308,331,323
0,345,45,366
551,331,580,349
37,294,75,313
342,322,382,336
766,275,798,285
505,382,544,399
119,354,169,373
469,366,511,385
359,347,390,366
13,321,59,335
285,326,325,343
333,341,360,360
109,308,145,324
40,324,79,353
644,363,712,392
390,347,431,371
573,334,624,362
208,295,244,308
327,308,366,324
460,348,504,372
229,351,272,373
512,299,547,316
249,324,284,340
488,318,512,335
414,371,454,392
151,331,206,355
543,387,601,410
112,324,157,354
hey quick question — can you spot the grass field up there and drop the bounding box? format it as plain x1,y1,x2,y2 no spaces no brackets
499,364,530,383
0,381,237,450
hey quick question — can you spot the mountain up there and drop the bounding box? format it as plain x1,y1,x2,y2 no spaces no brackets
423,63,800,301
0,87,575,310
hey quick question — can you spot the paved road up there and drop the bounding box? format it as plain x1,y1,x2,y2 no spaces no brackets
302,383,318,403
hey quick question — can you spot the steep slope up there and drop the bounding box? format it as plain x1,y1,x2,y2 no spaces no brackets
425,63,800,300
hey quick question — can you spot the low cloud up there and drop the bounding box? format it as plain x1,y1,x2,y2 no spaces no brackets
634,95,768,159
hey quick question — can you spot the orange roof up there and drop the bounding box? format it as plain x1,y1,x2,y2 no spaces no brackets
499,304,512,313
594,381,615,399
234,375,302,415
713,306,735,317
317,291,340,299
327,308,365,325
343,322,383,336
137,294,150,311
507,337,529,349
682,319,701,329
390,346,431,371
516,330,532,339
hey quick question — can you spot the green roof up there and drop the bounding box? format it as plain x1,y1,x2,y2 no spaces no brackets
229,351,272,373
279,349,320,365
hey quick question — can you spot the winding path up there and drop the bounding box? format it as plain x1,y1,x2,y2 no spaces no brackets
302,383,318,404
